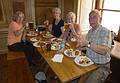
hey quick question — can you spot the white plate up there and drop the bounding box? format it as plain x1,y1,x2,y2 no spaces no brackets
51,38,62,41
51,44,60,50
30,37,38,42
43,34,53,38
37,25,45,27
64,49,75,58
51,38,57,41
33,42,41,47
74,56,94,67
27,33,38,36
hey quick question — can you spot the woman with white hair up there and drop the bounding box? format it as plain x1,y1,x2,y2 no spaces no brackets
61,12,81,42
44,7,64,38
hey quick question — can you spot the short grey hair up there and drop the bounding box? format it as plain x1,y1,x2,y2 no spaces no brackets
89,9,101,18
12,11,24,21
52,7,61,14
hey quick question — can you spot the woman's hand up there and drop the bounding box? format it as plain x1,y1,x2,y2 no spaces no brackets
69,23,78,38
69,23,74,30
44,20,49,26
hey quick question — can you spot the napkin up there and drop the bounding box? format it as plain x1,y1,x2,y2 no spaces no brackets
51,54,64,63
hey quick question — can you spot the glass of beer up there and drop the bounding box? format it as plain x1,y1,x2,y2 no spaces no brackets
64,23,69,30
28,22,34,30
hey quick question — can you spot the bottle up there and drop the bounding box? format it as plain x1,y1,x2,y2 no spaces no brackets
60,41,65,51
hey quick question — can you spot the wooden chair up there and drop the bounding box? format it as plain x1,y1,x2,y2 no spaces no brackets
7,51,25,60
7,51,35,83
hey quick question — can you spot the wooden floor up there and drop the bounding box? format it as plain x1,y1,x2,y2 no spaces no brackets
0,53,35,83
0,54,118,83
0,54,7,83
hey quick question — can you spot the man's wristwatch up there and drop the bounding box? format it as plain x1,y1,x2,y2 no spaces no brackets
87,41,91,47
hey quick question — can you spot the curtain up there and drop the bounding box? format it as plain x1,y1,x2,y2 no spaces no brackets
76,0,96,33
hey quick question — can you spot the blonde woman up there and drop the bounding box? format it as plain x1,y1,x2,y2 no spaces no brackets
62,12,82,42
44,7,64,38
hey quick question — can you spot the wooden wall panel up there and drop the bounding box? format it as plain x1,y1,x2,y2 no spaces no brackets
35,0,58,25
0,0,7,24
13,2,25,14
0,2,3,21
63,0,74,19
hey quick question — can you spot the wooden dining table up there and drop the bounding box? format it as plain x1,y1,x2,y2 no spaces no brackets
28,31,99,83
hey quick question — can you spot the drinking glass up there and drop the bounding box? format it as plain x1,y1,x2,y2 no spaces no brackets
64,23,69,30
28,22,34,30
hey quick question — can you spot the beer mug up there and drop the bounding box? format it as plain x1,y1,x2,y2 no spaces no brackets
28,22,34,30
64,23,69,30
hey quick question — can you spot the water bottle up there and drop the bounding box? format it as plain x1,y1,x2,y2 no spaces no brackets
60,41,65,50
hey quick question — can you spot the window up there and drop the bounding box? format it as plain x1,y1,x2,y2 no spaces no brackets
101,0,120,34
77,0,95,33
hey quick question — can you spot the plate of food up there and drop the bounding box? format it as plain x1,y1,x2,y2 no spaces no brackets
51,38,62,42
51,43,60,50
64,49,75,57
27,33,38,36
33,41,45,47
74,56,94,67
30,37,38,42
43,32,53,38
33,42,41,47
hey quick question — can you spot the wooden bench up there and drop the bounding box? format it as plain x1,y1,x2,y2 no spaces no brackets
7,51,35,83
7,51,25,60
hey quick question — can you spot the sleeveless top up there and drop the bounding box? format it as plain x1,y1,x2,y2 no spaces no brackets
7,21,23,45
52,19,64,38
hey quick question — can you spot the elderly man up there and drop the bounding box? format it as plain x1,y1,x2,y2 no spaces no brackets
79,10,112,83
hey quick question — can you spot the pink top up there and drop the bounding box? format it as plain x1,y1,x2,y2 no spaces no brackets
7,21,23,45
74,24,81,36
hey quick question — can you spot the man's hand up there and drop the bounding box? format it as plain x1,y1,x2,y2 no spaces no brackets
77,38,89,48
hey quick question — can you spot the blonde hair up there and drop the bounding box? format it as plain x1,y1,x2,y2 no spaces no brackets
67,12,76,19
52,7,61,14
12,11,24,21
